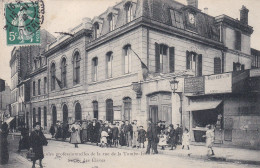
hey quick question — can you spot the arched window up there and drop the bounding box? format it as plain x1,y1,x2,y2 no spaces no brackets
108,13,115,31
73,52,80,85
123,97,132,121
52,106,57,125
123,45,132,74
75,103,82,121
50,63,56,91
33,108,36,124
38,107,41,125
44,107,47,128
63,104,68,123
106,99,114,122
94,22,100,39
92,57,98,81
61,58,67,88
125,2,133,23
93,101,98,119
106,52,113,78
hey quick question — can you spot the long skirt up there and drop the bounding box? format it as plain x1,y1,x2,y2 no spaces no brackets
32,146,44,161
82,129,88,142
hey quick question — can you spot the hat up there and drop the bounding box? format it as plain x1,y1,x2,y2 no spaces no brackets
139,125,143,128
169,124,173,128
33,122,41,128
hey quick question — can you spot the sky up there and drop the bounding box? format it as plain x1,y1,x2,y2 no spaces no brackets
0,0,260,86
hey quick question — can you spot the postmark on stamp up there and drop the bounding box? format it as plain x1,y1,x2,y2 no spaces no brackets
4,1,44,45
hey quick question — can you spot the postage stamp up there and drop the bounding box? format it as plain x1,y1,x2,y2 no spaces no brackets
4,1,43,45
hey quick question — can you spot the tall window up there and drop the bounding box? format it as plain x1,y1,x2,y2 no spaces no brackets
61,58,67,88
123,97,132,121
39,56,42,67
38,107,41,125
235,30,241,51
106,52,113,78
126,2,133,23
123,45,132,74
51,63,56,91
94,22,100,39
93,101,98,119
33,108,36,124
106,99,114,122
186,51,202,76
73,52,80,85
38,79,41,95
155,43,175,73
108,13,115,31
214,57,221,74
44,77,47,94
92,57,98,81
44,107,47,127
75,103,82,121
33,81,36,96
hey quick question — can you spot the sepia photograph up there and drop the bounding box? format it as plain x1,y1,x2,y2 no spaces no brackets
0,0,260,167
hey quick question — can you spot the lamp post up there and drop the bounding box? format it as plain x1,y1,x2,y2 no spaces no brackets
170,77,183,126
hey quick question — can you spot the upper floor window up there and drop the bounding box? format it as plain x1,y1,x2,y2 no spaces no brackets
233,62,245,71
50,63,56,91
61,58,67,88
214,57,222,74
155,43,175,73
38,79,41,95
73,52,80,85
235,30,241,51
106,52,113,78
39,56,42,67
94,22,101,39
33,81,36,96
44,77,47,94
92,57,98,81
125,2,133,23
93,101,98,119
123,45,132,74
186,51,202,76
108,13,115,31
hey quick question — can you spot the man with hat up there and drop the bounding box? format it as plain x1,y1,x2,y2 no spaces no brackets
146,118,158,154
132,120,138,148
124,120,133,147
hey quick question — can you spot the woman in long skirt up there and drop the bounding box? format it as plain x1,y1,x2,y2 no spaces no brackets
70,121,82,148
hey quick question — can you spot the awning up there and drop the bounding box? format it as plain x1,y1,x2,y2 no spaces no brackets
186,100,222,111
4,117,15,124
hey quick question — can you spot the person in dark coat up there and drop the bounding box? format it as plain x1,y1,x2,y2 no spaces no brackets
18,124,30,152
49,124,55,138
137,126,146,148
146,119,158,154
29,122,48,168
124,120,133,147
55,122,62,139
62,122,69,141
112,123,119,147
176,124,182,145
167,124,176,150
87,121,93,142
119,121,126,146
92,119,100,144
0,122,9,165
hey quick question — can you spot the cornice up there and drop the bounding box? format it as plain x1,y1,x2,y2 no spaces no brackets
29,66,47,77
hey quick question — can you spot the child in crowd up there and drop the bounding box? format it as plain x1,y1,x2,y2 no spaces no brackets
158,131,167,150
182,128,190,150
137,126,146,148
100,130,109,148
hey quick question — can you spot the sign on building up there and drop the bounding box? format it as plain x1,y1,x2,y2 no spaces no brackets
250,68,260,77
184,77,204,93
205,73,232,94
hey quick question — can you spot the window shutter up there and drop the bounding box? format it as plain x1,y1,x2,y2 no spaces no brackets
214,57,221,74
155,43,160,73
169,47,175,73
186,51,190,69
198,54,202,76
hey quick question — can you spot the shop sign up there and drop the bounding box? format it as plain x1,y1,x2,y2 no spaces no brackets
250,68,260,77
184,77,204,93
205,73,232,94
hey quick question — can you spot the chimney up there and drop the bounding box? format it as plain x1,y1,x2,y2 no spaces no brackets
240,5,249,25
187,0,198,8
204,7,208,14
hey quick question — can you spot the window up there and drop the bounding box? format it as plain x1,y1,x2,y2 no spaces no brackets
44,77,47,94
214,57,221,74
61,58,67,88
123,45,132,74
106,99,114,122
44,107,47,127
33,108,36,124
39,56,42,67
38,79,41,95
233,62,245,71
170,10,184,29
33,81,36,96
106,52,113,78
155,43,175,73
92,57,98,81
94,22,100,39
123,97,131,121
51,63,56,91
38,107,41,125
235,30,241,51
73,52,80,85
186,51,202,76
126,2,133,23
108,13,115,31
93,101,98,119
75,103,82,121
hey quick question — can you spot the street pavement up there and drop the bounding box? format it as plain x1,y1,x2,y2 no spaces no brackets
2,134,260,168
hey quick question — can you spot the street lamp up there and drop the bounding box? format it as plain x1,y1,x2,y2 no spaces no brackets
170,77,183,126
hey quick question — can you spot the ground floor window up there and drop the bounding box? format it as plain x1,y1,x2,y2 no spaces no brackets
75,103,82,121
106,99,114,122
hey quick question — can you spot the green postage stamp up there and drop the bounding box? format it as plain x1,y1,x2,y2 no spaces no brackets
5,1,42,45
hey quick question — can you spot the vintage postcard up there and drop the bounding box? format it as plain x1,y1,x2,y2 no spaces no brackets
0,0,259,168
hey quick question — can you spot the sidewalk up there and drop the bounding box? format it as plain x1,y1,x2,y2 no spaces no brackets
44,133,260,165
1,152,32,168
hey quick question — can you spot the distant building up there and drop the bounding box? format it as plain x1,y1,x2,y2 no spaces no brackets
251,48,260,69
0,81,11,122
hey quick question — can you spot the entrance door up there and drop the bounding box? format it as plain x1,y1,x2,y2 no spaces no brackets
52,106,57,125
149,105,158,123
63,104,68,123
